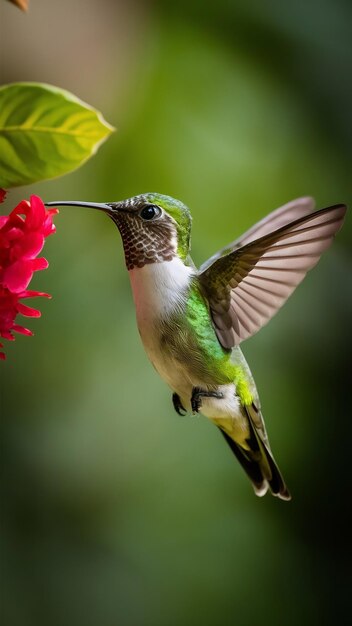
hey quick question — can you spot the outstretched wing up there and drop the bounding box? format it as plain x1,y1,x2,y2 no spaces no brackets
199,197,316,272
199,204,347,349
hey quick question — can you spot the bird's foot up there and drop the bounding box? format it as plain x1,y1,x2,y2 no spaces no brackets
191,387,224,414
172,393,187,416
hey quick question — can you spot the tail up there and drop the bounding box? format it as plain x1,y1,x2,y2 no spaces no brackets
219,405,291,501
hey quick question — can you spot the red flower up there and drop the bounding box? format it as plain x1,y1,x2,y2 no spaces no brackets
0,191,57,359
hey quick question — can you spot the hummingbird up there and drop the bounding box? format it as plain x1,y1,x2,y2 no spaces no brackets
46,195,347,500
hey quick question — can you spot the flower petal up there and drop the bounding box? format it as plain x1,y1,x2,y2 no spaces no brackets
16,232,45,260
0,189,7,203
2,260,33,292
43,209,59,236
31,257,49,271
10,200,30,220
12,324,33,336
1,330,15,340
17,303,41,318
26,195,46,230
4,227,24,242
18,290,51,299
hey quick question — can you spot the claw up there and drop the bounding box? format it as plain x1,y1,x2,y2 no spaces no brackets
191,387,224,414
172,393,187,416
191,387,202,414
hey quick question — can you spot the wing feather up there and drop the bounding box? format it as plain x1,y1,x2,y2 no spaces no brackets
199,197,316,272
199,204,347,348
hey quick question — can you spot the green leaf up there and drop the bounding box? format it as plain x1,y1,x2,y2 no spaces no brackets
0,82,115,188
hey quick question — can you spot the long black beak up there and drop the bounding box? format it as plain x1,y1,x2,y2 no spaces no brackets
45,200,113,214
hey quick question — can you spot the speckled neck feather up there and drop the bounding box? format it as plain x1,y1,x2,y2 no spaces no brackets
111,212,177,271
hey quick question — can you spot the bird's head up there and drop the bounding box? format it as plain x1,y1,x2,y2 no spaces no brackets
46,193,192,270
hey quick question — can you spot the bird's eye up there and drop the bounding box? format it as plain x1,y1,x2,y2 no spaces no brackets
139,204,161,221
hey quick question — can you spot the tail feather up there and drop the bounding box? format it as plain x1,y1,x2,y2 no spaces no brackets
219,429,267,494
218,409,291,501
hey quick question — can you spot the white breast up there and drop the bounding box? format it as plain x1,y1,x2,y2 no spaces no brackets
129,258,194,322
128,259,195,393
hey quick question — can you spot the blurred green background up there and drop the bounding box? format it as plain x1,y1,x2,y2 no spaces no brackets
1,1,351,625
